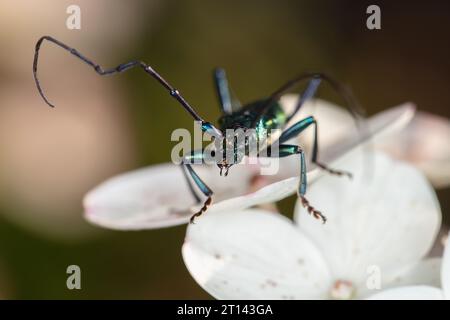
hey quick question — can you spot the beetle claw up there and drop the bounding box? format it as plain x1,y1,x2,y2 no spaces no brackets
300,195,327,224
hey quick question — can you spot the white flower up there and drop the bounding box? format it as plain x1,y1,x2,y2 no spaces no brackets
369,232,449,300
83,98,415,230
181,150,442,299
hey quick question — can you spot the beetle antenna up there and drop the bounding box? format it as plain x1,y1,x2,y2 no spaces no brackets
33,36,206,123
254,72,366,127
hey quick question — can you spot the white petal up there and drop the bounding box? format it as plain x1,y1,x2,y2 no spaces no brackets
182,209,331,299
376,112,450,188
84,163,259,230
391,258,441,287
295,151,441,288
442,232,450,298
378,258,441,295
368,286,444,300
209,171,318,214
359,258,441,299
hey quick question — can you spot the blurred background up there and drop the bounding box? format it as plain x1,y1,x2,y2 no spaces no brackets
0,0,448,298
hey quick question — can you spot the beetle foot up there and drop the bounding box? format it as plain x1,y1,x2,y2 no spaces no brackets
315,162,352,179
300,195,327,224
190,196,213,224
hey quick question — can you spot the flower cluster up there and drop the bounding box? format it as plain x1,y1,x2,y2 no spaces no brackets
83,96,450,299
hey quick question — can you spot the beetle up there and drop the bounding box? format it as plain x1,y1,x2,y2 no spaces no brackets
33,36,363,224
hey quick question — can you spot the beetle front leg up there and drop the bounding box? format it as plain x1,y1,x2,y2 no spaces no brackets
182,150,214,224
277,144,327,224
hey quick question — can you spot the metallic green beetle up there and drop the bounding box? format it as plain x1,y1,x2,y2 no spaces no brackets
33,36,362,225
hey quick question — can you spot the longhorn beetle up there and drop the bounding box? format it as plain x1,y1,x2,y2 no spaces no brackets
33,36,364,224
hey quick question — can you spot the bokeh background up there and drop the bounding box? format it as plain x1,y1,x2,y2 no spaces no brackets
0,0,448,298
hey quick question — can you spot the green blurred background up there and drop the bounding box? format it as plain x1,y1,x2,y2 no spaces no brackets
0,0,448,298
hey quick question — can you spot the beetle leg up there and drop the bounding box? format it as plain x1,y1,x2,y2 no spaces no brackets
180,165,201,204
182,150,214,224
266,72,365,123
213,68,242,114
278,116,352,178
273,144,327,224
286,76,322,123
